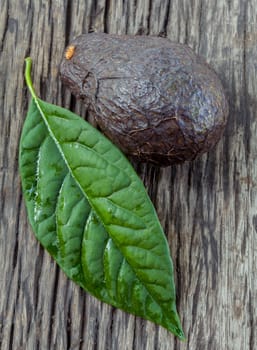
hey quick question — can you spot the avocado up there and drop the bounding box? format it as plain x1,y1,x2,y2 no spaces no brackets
60,33,229,166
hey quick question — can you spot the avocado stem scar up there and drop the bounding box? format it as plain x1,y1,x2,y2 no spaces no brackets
65,45,75,60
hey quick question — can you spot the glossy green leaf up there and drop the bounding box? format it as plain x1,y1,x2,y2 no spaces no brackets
19,58,185,339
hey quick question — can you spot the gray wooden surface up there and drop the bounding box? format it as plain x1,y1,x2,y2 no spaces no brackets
1,0,256,349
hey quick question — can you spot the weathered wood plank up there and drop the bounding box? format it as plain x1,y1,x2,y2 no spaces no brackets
0,0,256,349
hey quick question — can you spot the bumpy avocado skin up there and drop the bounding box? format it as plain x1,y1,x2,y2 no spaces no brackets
60,33,229,166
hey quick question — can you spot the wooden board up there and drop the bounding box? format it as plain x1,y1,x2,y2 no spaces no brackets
0,0,256,349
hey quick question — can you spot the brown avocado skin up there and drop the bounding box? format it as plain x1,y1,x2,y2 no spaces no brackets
60,33,229,166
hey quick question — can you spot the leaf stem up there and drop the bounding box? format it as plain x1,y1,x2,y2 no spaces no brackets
25,57,38,100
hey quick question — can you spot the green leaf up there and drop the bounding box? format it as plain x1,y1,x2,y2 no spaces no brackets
19,58,185,340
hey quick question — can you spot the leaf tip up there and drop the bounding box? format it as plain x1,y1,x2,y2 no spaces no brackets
177,328,186,341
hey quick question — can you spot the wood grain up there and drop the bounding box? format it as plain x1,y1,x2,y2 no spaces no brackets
0,0,256,349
